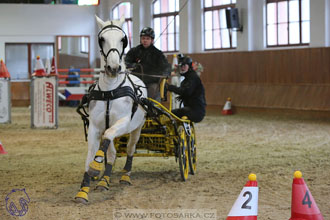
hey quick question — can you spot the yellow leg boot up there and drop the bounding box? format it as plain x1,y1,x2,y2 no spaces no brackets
95,176,110,191
88,150,105,177
75,187,90,204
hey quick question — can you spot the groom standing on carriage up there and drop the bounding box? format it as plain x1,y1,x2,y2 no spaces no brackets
125,27,171,101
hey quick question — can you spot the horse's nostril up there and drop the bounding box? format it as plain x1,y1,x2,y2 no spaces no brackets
106,65,120,74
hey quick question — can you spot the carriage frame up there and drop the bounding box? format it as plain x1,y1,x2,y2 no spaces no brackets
114,94,197,181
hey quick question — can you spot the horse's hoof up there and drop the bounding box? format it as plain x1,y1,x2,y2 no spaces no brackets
74,187,89,204
75,197,88,205
120,175,132,185
88,150,105,177
95,186,108,192
95,176,110,191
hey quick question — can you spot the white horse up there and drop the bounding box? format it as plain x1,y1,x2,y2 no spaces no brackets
75,16,147,204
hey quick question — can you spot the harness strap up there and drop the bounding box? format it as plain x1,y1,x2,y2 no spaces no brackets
76,95,90,141
126,73,145,98
89,86,136,102
77,73,147,141
125,73,147,119
106,99,110,129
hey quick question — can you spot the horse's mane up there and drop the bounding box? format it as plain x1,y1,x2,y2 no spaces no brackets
103,19,123,28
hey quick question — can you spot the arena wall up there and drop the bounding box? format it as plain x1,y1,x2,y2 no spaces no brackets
188,47,330,111
12,47,330,110
11,82,30,107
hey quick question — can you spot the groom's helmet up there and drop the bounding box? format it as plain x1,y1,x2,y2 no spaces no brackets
179,55,193,68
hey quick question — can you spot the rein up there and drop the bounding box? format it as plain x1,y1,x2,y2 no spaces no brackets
127,64,171,79
129,71,169,79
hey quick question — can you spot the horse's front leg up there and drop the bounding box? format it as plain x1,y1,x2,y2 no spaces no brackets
120,123,143,185
75,124,102,204
88,116,130,179
94,139,116,191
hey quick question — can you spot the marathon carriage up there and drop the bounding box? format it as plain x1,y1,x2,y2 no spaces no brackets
114,84,197,181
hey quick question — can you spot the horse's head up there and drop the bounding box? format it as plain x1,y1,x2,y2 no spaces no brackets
96,15,127,77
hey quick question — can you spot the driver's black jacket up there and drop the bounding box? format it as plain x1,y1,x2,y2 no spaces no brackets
125,44,171,84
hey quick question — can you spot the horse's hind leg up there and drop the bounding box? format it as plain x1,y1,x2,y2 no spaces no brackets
75,172,91,204
95,164,111,191
120,124,143,185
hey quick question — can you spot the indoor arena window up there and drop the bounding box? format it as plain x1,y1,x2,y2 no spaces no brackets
5,43,54,80
152,0,180,52
203,0,237,50
80,36,89,54
0,0,99,5
112,2,133,53
266,0,310,47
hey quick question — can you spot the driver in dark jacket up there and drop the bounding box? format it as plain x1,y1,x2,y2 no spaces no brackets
125,27,171,101
167,56,206,123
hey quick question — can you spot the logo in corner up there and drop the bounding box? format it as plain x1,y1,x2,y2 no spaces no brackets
5,188,30,217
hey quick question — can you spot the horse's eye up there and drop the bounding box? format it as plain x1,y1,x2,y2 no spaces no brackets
99,37,105,44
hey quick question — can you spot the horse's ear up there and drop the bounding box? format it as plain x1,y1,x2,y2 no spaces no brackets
119,15,125,27
95,15,106,29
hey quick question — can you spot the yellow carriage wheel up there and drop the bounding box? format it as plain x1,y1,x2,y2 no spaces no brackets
178,126,189,181
188,124,197,175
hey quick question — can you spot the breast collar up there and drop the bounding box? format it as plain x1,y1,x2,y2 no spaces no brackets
76,73,144,141
88,73,138,129
89,74,136,102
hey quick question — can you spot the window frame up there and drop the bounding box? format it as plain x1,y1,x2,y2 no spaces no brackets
5,42,54,80
266,0,310,47
203,2,237,51
111,2,133,52
152,0,180,52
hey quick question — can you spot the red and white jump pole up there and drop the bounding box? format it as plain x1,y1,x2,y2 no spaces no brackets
57,68,101,101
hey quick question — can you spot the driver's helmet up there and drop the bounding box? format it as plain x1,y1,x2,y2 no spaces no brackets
140,27,155,39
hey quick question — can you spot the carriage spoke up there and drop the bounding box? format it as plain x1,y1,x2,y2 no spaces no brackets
178,126,189,181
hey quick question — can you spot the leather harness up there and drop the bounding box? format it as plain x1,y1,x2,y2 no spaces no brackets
77,73,144,141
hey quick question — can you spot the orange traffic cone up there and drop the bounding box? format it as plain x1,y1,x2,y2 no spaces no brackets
289,171,324,220
49,57,58,76
227,173,258,220
33,56,46,77
222,97,233,115
0,141,7,154
0,59,11,78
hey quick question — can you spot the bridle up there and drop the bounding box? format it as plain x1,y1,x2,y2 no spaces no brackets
97,23,128,63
